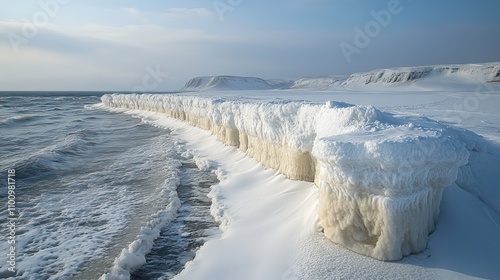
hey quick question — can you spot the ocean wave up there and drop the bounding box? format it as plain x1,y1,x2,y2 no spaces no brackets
0,115,39,126
100,174,182,280
0,178,136,279
12,129,98,180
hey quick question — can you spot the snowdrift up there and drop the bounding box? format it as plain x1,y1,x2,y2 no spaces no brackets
101,94,470,261
342,63,500,86
183,76,273,91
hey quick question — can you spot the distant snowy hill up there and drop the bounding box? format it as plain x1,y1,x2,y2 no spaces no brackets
183,75,273,91
265,79,295,89
290,77,343,90
182,63,500,92
182,76,346,91
342,63,500,87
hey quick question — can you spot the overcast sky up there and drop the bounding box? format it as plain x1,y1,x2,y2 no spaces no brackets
1,0,499,91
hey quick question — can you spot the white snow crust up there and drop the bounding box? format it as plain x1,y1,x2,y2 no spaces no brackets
101,93,470,260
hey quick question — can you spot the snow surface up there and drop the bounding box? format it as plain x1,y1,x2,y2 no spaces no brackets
99,62,500,279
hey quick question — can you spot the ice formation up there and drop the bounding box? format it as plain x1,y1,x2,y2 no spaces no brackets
101,94,470,261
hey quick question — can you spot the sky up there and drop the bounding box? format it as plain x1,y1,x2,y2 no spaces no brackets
0,0,499,91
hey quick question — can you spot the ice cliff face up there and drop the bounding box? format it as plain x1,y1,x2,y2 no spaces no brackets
101,94,472,261
183,76,273,91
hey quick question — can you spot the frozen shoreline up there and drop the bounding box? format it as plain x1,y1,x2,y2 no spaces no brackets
98,72,500,278
103,100,499,279
102,93,469,262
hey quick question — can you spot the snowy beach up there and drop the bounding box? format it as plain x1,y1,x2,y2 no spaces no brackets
96,63,500,279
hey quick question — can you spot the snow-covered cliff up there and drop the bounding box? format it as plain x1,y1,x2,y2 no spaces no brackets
183,75,273,91
181,63,500,92
342,63,500,86
290,77,343,90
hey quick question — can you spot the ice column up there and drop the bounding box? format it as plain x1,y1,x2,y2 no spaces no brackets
312,131,469,260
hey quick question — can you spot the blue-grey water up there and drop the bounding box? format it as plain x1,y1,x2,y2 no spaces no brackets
0,92,219,279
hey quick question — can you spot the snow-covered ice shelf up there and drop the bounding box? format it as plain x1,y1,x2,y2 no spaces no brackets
101,94,470,261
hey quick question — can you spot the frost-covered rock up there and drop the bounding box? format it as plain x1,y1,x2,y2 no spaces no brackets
101,94,470,261
492,69,500,82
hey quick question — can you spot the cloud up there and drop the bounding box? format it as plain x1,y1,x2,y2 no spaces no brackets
0,20,227,90
121,7,215,25
0,21,93,55
163,8,215,20
3,1,497,92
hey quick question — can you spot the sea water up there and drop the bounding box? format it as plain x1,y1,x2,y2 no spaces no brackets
0,92,219,279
